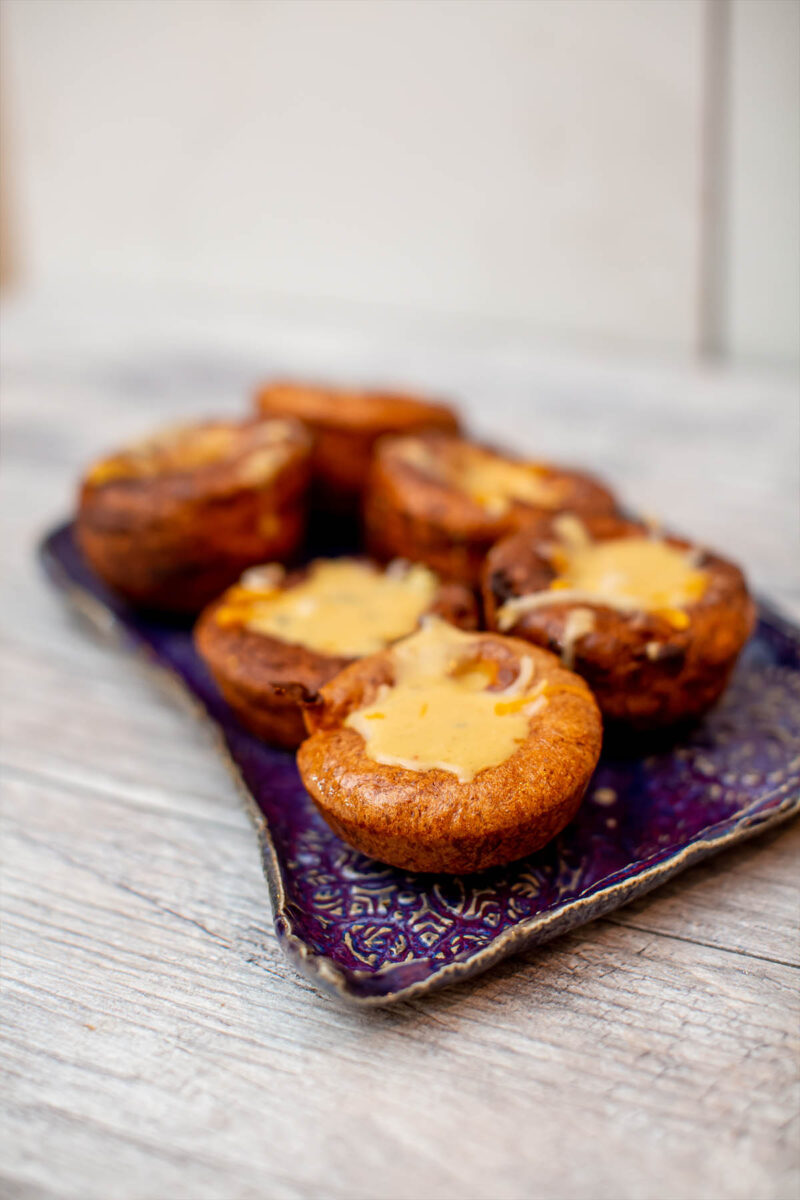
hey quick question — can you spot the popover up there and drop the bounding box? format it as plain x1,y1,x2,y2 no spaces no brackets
77,417,312,613
195,558,478,748
254,380,460,512
297,617,602,873
483,513,755,729
364,433,617,586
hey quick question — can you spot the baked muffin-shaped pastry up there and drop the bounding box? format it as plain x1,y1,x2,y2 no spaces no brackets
254,380,460,511
77,417,312,613
483,513,755,730
364,433,617,586
195,558,478,748
297,617,602,873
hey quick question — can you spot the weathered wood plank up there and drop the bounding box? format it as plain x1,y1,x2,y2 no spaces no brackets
607,820,800,967
2,772,798,1200
1,303,798,1200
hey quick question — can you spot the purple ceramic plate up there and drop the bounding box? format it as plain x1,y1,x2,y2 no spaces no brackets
40,522,800,1005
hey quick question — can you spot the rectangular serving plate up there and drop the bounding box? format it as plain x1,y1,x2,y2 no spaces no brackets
40,523,800,1005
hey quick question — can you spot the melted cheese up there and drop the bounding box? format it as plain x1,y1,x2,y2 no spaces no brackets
87,419,295,485
561,607,596,669
498,532,708,631
456,448,562,514
561,537,707,605
399,439,561,515
345,618,547,783
225,559,438,656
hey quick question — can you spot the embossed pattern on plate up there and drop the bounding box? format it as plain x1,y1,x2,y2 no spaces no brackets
40,523,800,1004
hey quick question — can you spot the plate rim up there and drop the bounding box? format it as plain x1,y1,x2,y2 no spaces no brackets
38,520,800,1007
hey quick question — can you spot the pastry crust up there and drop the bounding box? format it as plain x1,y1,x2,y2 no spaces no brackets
76,417,312,613
482,514,756,729
254,380,460,510
297,631,602,873
195,562,478,749
364,433,617,586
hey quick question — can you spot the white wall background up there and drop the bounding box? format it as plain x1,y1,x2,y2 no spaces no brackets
723,0,800,361
2,0,798,361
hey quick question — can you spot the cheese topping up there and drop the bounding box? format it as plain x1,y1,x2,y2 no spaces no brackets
399,439,562,515
561,607,596,669
87,419,296,485
218,559,438,656
498,527,708,631
345,618,549,782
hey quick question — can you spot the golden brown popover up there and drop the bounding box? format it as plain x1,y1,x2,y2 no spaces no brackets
482,513,755,729
297,618,602,873
195,559,478,748
254,380,460,511
364,433,617,586
77,417,312,613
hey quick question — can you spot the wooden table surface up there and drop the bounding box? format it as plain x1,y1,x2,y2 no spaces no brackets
1,295,798,1200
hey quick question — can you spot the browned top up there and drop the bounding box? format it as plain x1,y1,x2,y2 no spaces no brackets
255,380,460,436
483,513,755,663
81,417,311,502
297,628,602,846
370,433,617,538
194,559,478,703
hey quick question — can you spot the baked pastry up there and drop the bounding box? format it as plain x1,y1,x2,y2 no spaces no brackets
483,513,755,729
364,433,617,586
195,558,478,748
297,617,602,873
77,417,312,613
254,380,460,512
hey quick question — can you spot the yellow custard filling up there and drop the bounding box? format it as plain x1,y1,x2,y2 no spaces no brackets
87,419,296,485
345,618,551,782
498,522,708,631
218,559,439,656
399,439,561,515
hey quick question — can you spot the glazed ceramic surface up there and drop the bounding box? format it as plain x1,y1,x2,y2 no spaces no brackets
40,523,800,1004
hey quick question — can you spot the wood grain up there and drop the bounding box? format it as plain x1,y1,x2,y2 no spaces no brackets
1,298,798,1200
